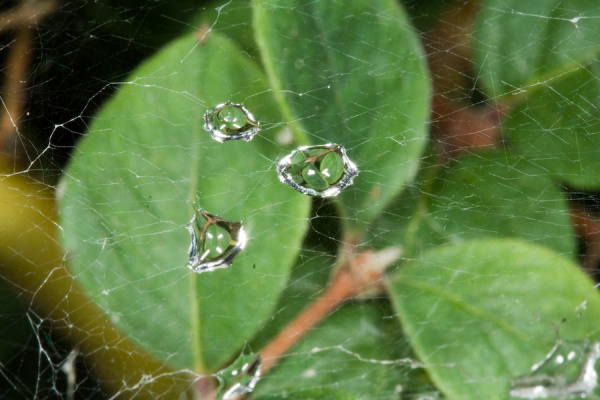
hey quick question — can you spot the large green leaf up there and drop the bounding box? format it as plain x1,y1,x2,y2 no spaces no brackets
369,150,575,259
474,1,600,188
474,0,600,96
504,64,600,189
59,33,310,371
252,303,413,400
388,239,600,400
253,0,430,229
429,151,575,256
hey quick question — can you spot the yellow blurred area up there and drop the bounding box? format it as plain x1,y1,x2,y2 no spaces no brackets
0,163,196,399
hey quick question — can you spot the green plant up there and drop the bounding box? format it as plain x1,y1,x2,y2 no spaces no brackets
2,0,600,399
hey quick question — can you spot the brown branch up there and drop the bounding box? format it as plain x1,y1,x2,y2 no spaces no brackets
0,25,33,156
570,203,600,275
0,0,59,162
0,0,59,32
259,268,360,373
259,245,402,375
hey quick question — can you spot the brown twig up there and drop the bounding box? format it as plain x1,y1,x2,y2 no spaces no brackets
0,25,33,155
0,0,58,161
570,203,600,275
259,268,360,373
259,245,402,375
0,0,58,32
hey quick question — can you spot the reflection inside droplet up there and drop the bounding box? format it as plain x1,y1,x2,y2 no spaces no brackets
186,207,247,274
510,339,600,399
215,351,262,400
276,143,358,197
203,102,260,143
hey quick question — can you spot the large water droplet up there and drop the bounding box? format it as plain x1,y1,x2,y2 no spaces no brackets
276,144,358,197
186,208,247,273
215,351,262,400
510,340,600,399
203,102,260,143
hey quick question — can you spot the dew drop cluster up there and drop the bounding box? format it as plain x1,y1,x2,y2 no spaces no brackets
190,103,359,274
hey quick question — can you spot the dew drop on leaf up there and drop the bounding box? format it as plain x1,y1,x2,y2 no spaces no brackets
186,207,247,274
203,102,260,143
510,340,600,399
276,144,358,198
215,351,262,400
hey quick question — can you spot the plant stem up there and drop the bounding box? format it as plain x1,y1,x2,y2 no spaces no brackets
259,267,360,373
0,0,58,32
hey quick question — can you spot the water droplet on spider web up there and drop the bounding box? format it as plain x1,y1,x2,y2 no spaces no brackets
203,102,261,143
215,351,262,400
276,144,358,197
186,206,247,274
510,339,600,399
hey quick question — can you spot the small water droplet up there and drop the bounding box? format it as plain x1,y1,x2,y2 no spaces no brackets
203,102,260,143
215,351,262,400
186,207,247,273
510,340,600,399
276,144,358,197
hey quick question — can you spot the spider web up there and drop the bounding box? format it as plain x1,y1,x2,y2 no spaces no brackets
1,1,599,399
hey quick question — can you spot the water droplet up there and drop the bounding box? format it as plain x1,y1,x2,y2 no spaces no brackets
276,144,358,197
186,207,247,273
510,340,600,399
203,102,260,143
215,351,262,400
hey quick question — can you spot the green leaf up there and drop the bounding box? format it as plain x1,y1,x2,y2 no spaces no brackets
253,0,430,228
429,151,575,256
254,388,356,400
474,0,600,97
387,239,600,400
369,150,574,259
474,1,600,188
252,303,412,400
59,33,310,372
505,64,600,189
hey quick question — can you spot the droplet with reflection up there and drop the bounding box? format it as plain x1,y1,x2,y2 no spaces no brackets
203,102,260,143
186,207,247,274
215,351,262,400
510,339,600,399
276,144,358,197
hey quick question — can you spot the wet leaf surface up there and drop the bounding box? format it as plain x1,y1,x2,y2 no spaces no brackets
59,33,310,371
474,1,600,189
504,65,600,189
474,0,600,96
388,239,600,400
370,151,575,259
429,151,576,257
253,0,430,229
